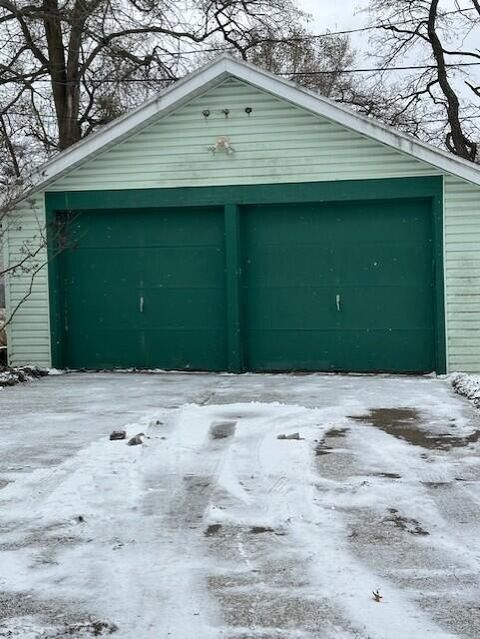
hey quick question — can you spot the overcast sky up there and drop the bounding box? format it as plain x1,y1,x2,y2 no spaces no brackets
295,0,475,66
298,0,368,32
296,0,371,62
295,0,480,106
297,0,466,45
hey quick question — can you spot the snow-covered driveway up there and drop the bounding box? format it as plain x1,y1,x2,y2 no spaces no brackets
1,372,480,639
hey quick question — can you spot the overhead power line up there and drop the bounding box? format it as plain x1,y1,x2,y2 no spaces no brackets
283,61,480,75
4,58,480,87
0,5,477,52
270,4,479,42
0,7,479,125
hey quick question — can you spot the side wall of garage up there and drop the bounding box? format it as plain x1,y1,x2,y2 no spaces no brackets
4,193,51,368
445,176,480,372
4,77,480,371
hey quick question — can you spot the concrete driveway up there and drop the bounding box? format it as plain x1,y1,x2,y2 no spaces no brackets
0,372,479,638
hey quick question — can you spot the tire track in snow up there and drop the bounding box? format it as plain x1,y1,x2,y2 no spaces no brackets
98,405,231,639
0,406,227,638
199,403,462,639
201,404,367,638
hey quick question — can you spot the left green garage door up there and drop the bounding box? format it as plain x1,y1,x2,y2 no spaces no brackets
59,207,227,370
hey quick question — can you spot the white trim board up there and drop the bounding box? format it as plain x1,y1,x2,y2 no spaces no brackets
32,54,480,191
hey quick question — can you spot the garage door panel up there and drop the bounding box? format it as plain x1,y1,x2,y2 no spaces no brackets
143,330,226,370
242,198,435,372
65,287,225,332
244,247,335,287
67,298,142,330
331,246,433,285
66,330,147,369
246,245,432,288
140,288,227,329
68,214,145,248
141,246,225,287
62,256,127,329
245,288,334,329
63,249,143,282
63,316,228,371
244,200,430,238
65,327,226,370
67,245,224,288
245,285,433,331
246,329,435,372
60,207,227,370
70,208,224,248
335,286,434,328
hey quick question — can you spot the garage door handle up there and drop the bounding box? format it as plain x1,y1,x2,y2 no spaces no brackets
336,294,341,312
139,296,144,313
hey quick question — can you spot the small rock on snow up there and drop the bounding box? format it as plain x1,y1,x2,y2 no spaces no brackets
250,526,275,534
277,432,302,440
127,433,145,446
109,430,126,441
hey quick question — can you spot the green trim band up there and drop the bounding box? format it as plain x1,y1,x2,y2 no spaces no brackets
46,176,442,211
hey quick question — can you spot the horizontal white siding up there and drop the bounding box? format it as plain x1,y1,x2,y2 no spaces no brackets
51,78,439,191
4,193,51,367
444,176,480,372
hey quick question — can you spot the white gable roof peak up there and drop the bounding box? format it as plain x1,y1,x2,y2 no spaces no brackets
33,54,480,190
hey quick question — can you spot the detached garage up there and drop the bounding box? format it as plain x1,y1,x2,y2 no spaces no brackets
4,55,480,373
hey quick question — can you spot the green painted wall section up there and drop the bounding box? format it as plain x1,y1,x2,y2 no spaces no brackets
3,75,480,371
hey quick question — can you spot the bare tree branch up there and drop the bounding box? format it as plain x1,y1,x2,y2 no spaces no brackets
365,0,480,160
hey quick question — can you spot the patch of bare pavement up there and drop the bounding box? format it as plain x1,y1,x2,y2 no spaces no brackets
0,372,480,637
351,407,480,449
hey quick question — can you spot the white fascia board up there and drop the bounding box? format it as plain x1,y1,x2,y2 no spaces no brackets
32,53,480,192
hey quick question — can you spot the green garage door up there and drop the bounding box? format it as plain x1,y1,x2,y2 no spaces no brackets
241,199,435,373
60,207,226,370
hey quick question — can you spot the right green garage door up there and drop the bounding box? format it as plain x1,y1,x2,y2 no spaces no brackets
241,199,435,373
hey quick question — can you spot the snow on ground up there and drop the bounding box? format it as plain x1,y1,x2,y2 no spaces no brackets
0,372,480,638
451,372,480,407
0,367,48,388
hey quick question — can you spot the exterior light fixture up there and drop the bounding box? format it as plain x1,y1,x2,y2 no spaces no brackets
208,136,235,155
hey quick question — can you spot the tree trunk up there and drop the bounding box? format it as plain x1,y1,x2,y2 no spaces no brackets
43,0,81,149
427,0,476,161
